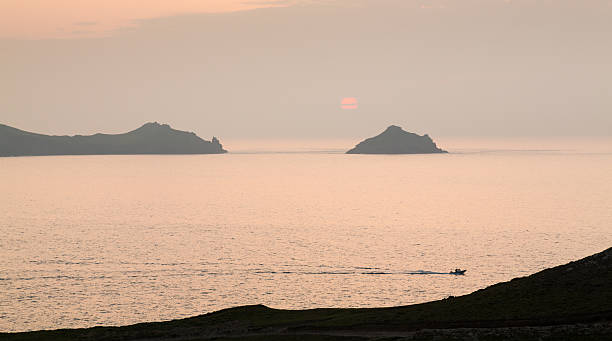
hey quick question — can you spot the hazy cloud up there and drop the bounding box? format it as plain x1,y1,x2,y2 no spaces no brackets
70,30,93,35
242,0,294,5
2,0,611,138
74,21,98,26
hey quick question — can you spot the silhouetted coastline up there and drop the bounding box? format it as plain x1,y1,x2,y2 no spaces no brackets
0,122,227,156
347,125,447,154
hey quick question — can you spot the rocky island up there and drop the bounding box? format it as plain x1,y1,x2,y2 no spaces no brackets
4,247,612,340
0,122,227,156
347,125,447,154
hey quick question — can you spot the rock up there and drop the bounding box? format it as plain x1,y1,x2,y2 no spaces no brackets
347,125,447,154
0,122,227,156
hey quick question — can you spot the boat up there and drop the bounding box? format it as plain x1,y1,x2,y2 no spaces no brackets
450,269,466,275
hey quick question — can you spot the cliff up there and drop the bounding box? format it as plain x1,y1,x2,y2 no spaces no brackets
0,122,227,156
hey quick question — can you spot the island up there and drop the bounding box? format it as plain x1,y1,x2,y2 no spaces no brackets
347,125,447,154
4,247,611,340
0,122,227,156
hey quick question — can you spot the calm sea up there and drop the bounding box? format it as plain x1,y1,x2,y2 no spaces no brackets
1,138,611,332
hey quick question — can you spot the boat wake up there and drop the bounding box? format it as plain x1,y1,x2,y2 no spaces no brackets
252,269,463,276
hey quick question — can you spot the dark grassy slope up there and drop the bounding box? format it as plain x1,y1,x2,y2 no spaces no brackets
3,247,611,340
0,122,227,156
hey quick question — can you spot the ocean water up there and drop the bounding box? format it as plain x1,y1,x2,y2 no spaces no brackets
1,138,611,332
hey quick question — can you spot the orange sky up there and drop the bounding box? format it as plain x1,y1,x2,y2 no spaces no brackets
0,0,283,39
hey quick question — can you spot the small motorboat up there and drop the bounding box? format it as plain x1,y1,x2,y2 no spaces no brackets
450,268,466,275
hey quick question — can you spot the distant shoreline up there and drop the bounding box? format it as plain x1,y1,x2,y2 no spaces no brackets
0,122,227,157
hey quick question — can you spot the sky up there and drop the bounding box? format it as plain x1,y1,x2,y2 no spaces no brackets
0,0,291,39
2,0,612,139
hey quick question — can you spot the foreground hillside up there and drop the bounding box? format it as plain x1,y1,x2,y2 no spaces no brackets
4,247,611,340
0,122,227,156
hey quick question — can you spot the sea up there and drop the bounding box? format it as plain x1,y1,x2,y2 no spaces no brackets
1,137,611,332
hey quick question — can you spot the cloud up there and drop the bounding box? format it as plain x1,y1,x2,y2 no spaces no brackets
419,4,447,9
70,29,93,35
242,0,294,5
2,0,612,137
74,21,98,26
0,0,307,39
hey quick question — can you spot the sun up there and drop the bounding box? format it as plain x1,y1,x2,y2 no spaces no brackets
341,97,358,110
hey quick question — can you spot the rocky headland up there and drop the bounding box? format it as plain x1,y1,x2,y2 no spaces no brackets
347,125,447,154
0,122,227,156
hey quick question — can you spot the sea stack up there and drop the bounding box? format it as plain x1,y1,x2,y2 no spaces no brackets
347,125,447,154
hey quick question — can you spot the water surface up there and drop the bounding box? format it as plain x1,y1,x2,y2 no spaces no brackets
1,138,611,332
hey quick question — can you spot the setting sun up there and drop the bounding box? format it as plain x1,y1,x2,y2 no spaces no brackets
2,0,612,339
341,97,358,110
